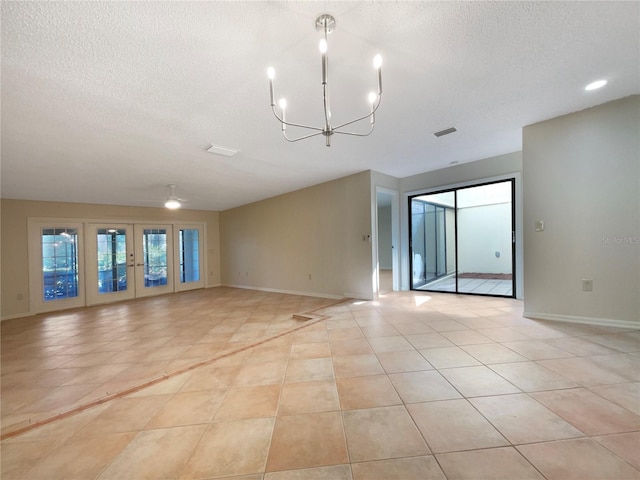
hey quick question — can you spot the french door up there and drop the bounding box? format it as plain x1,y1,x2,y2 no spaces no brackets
86,224,135,305
409,179,516,297
28,221,86,314
174,225,205,292
134,225,174,298
86,224,174,305
30,220,206,312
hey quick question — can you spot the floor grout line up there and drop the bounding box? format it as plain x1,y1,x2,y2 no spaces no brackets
1,298,351,441
3,291,638,479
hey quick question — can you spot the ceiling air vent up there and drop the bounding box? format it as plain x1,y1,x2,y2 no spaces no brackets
433,127,457,138
205,143,239,157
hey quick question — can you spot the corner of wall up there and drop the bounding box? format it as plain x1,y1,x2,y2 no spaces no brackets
523,95,640,325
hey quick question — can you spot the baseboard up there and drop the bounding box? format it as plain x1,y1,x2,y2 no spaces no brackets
1,312,31,322
223,284,344,300
523,311,640,330
343,292,373,301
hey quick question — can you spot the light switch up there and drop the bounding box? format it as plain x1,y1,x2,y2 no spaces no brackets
535,220,544,232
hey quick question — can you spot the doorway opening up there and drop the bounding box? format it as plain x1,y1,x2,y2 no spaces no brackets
376,188,399,295
409,179,515,297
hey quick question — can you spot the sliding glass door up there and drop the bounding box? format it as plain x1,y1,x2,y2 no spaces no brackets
411,191,455,291
457,182,514,295
409,179,515,297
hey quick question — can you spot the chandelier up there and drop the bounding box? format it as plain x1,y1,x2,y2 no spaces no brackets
267,14,382,147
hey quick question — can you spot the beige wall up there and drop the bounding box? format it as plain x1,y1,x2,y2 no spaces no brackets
220,171,375,299
523,95,640,326
0,199,220,319
7,96,636,325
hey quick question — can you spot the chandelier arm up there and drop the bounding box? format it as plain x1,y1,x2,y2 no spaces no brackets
334,125,375,137
268,14,383,145
332,98,381,131
282,130,326,142
271,106,324,132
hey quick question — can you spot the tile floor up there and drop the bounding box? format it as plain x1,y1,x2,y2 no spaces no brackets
2,287,639,479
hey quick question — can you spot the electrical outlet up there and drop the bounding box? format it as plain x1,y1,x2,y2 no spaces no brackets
582,279,593,292
308,274,312,280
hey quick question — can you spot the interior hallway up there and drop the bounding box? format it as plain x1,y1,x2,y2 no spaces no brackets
1,287,639,479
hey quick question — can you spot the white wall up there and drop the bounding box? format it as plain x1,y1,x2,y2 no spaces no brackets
523,95,639,326
401,152,522,193
458,203,513,274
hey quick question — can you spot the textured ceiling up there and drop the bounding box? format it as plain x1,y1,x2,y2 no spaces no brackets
2,1,639,211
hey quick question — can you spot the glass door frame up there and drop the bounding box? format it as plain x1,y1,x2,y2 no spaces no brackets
27,218,209,314
28,219,86,314
408,178,516,298
134,224,175,298
174,224,205,292
85,223,135,306
411,198,454,288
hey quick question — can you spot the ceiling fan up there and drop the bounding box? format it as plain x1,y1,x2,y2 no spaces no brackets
129,184,191,209
164,184,184,209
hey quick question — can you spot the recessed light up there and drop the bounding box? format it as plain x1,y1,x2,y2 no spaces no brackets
585,79,607,91
205,143,239,157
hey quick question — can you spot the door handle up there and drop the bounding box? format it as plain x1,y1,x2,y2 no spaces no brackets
136,263,145,266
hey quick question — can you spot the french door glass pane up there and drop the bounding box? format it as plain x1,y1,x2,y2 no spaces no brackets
143,229,168,287
411,201,427,288
179,229,200,283
97,228,128,294
41,228,79,301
